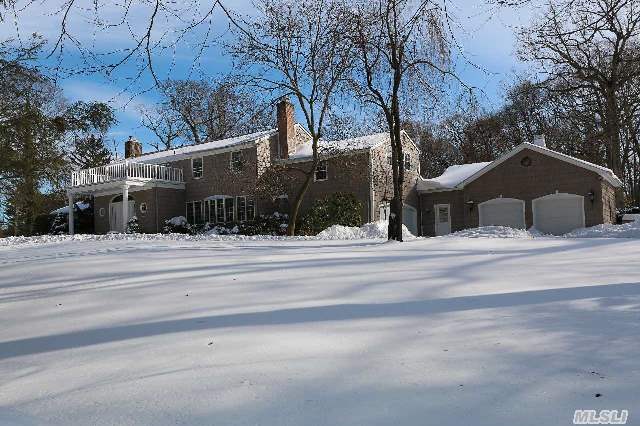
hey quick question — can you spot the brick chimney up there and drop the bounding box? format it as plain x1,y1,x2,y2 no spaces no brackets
125,136,142,158
277,98,295,158
533,134,546,148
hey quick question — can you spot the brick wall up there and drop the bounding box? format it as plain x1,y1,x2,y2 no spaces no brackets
93,187,185,233
281,152,373,222
370,133,421,221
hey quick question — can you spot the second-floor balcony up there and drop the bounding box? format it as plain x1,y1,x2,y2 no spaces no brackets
70,160,184,188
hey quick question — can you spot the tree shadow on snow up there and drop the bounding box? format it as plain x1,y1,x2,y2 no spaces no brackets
1,281,639,360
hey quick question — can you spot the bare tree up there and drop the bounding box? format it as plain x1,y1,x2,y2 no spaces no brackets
139,104,183,151
225,0,355,235
518,0,640,183
141,78,272,150
348,0,452,241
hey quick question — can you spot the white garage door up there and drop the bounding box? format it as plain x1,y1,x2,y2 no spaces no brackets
533,193,585,235
478,198,525,229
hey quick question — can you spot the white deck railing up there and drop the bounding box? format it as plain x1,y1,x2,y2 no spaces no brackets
70,161,184,187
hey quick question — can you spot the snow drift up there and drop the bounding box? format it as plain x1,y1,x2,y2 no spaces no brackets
316,221,415,240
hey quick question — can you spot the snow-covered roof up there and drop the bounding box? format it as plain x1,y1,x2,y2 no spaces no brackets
417,162,491,192
50,202,91,215
136,129,277,163
288,132,390,161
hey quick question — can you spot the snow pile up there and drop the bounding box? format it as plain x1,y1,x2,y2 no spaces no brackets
167,216,188,227
0,232,313,247
564,219,640,239
0,221,417,247
316,221,416,240
445,226,534,239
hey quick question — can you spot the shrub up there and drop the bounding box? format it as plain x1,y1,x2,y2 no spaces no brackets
162,216,192,234
237,212,289,236
126,216,141,234
299,192,363,235
49,213,68,235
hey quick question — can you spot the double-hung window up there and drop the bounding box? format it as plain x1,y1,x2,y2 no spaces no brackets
237,196,247,222
207,197,236,223
230,151,244,172
247,198,255,220
234,196,256,222
192,157,203,179
404,153,412,171
314,161,328,181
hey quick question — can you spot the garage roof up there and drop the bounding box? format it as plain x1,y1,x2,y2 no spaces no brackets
418,142,623,193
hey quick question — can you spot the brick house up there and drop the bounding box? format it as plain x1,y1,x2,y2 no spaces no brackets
417,137,622,236
66,99,421,234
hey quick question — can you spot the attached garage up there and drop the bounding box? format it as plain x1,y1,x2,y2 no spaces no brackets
533,193,585,235
478,198,525,229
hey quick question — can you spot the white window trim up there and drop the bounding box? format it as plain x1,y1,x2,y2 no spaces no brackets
314,161,328,182
404,153,412,171
205,196,235,223
191,157,204,179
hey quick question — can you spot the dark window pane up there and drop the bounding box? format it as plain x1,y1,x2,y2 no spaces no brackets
247,199,255,220
192,158,203,178
237,196,247,222
315,161,328,181
216,200,225,223
186,202,194,224
194,201,203,224
225,197,235,222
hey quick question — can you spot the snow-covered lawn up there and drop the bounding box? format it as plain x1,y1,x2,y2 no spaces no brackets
1,235,639,425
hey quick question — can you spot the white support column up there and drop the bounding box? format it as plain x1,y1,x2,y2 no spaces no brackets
67,193,75,236
122,184,129,233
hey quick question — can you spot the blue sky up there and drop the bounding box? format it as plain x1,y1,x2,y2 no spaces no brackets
1,0,535,156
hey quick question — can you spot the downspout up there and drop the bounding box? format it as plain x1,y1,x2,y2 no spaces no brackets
368,149,375,222
155,185,159,233
417,191,423,237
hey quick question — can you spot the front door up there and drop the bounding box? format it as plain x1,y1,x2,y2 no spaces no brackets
435,203,451,236
109,201,135,232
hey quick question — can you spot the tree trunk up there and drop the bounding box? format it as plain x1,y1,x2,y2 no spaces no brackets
603,89,623,178
287,158,319,236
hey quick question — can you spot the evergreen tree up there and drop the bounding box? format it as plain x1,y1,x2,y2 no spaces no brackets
65,101,116,169
71,134,112,169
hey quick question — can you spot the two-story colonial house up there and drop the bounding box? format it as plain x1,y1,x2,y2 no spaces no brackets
66,98,623,237
66,100,422,235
